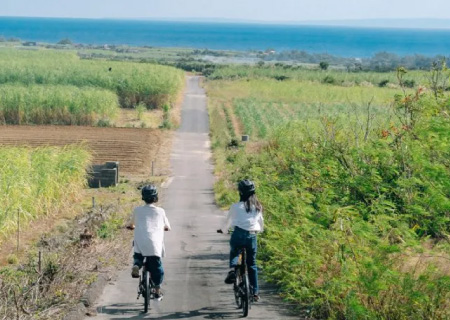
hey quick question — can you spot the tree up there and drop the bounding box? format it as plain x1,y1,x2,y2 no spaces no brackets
57,38,72,45
319,61,329,70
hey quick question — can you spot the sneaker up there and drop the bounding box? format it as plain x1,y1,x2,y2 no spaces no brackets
154,291,163,301
131,265,140,278
253,294,260,302
224,270,236,284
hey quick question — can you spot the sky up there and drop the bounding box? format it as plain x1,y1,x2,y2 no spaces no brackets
1,0,450,22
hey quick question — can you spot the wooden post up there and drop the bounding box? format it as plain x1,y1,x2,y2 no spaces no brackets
38,251,42,273
151,161,154,176
16,209,19,252
92,196,96,208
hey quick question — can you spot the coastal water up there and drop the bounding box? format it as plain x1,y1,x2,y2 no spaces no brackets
0,17,449,57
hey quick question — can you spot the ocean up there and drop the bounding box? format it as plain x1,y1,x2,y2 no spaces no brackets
0,17,449,58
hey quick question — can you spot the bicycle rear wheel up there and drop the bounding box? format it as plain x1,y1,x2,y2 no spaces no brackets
234,269,242,308
242,272,250,317
143,268,150,313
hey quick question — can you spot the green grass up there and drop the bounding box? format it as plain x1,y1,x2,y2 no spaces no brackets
0,84,119,125
207,78,402,104
0,145,91,236
0,48,185,109
206,79,399,141
207,69,450,318
209,65,426,88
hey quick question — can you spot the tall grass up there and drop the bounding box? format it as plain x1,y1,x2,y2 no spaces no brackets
209,64,425,88
207,79,401,104
207,79,399,140
0,146,91,236
0,49,185,108
234,98,394,139
0,84,119,125
208,70,450,318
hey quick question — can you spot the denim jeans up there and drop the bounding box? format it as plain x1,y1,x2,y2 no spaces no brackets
229,227,259,294
133,253,164,287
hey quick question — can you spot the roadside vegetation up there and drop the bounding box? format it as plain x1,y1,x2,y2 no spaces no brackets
0,182,143,319
0,146,90,236
207,63,450,318
0,45,180,319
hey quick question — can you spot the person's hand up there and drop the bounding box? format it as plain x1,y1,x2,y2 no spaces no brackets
217,229,223,234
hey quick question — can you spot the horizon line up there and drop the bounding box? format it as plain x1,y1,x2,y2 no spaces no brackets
1,15,450,30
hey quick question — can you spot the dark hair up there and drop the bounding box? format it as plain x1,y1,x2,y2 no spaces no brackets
143,196,158,204
240,193,262,213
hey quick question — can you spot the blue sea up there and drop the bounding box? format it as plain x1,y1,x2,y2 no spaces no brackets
0,17,449,57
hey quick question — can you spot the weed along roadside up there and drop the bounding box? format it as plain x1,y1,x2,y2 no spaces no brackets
206,64,450,319
0,130,176,319
0,166,173,319
0,46,183,319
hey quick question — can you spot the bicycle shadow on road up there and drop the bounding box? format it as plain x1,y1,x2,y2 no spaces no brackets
96,304,236,319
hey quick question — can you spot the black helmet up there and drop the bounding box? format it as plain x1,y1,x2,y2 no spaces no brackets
238,179,256,196
141,185,158,202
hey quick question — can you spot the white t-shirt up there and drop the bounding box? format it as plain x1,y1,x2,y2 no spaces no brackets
131,204,171,257
223,202,264,232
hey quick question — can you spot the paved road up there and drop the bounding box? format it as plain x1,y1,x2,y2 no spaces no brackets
89,76,299,319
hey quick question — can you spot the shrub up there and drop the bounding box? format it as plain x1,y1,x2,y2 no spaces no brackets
136,103,146,120
403,79,416,88
210,71,450,318
319,61,329,70
273,75,289,81
57,38,72,45
322,75,336,84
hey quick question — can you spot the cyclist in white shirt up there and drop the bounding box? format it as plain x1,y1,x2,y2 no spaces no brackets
218,179,263,301
128,185,171,300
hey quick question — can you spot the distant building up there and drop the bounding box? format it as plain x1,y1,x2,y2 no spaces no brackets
23,41,37,46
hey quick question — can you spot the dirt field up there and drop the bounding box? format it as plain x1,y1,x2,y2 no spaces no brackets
0,125,172,176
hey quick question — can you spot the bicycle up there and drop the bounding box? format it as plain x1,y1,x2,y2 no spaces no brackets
126,225,164,314
217,230,254,317
136,257,158,313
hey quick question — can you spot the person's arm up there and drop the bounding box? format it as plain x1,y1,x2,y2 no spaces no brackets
162,209,171,231
258,210,264,233
126,209,136,229
219,205,234,233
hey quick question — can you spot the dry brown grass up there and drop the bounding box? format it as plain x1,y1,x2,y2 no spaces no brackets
115,108,164,128
169,76,187,129
398,241,450,276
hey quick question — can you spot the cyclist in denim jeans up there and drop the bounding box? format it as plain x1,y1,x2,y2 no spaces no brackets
128,185,171,300
218,179,264,301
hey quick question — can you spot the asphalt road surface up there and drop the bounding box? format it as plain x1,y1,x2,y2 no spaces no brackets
89,76,300,319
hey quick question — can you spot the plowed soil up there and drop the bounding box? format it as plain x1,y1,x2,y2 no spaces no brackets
0,125,172,176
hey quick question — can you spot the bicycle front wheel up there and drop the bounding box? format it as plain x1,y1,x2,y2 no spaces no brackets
143,269,150,313
234,269,242,308
242,272,250,317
